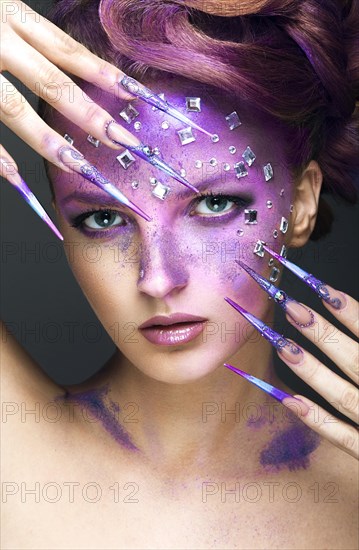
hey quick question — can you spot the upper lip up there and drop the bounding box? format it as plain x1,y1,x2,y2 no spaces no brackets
139,313,207,329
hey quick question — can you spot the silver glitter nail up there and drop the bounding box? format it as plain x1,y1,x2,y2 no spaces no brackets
225,111,241,130
152,181,171,200
234,161,248,178
266,200,273,209
263,163,274,181
229,146,237,155
119,104,139,123
244,209,257,224
177,127,196,145
269,267,280,282
242,146,256,166
186,97,201,112
254,240,265,257
280,217,289,233
87,135,101,148
116,149,136,169
64,134,74,145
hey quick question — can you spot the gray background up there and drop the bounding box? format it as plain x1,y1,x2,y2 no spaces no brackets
1,1,358,417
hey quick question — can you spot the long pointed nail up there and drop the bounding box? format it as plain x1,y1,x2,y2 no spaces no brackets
224,297,303,363
0,158,63,240
105,120,199,193
224,363,294,402
263,245,345,310
235,259,314,328
119,75,214,138
58,146,151,222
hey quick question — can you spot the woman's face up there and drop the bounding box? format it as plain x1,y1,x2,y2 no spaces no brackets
49,76,296,384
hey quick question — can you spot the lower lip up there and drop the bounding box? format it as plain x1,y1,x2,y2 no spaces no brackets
140,321,206,346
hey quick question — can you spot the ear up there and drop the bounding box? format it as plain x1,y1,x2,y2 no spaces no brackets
289,160,323,247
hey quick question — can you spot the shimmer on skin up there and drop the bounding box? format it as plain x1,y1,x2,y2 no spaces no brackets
55,385,138,451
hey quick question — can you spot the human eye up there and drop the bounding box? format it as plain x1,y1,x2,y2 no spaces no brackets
190,192,249,217
70,209,126,235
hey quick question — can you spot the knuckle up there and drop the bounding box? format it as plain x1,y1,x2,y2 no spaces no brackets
82,102,104,127
37,63,63,89
56,32,81,57
338,430,358,452
339,386,359,415
0,90,26,120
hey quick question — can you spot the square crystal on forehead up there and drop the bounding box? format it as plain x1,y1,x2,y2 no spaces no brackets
263,163,274,181
152,181,170,200
242,146,256,166
64,134,74,145
280,216,289,233
119,104,139,124
225,111,241,130
244,209,257,224
186,97,201,112
254,240,265,257
116,149,136,169
269,267,280,282
234,161,248,179
177,127,196,145
87,135,100,148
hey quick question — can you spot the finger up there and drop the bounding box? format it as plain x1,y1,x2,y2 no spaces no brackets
3,38,139,150
282,394,359,460
322,291,359,338
279,341,359,424
3,0,134,101
285,304,359,384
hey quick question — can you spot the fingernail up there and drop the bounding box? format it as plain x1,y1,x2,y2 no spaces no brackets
58,146,151,222
282,395,310,416
105,120,199,193
224,363,294,404
236,259,315,328
263,245,346,310
224,297,303,363
119,75,214,138
0,157,63,240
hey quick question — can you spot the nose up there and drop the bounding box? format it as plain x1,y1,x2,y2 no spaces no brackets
136,230,190,299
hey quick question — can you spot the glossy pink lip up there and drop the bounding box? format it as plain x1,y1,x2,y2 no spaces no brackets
140,321,206,346
139,313,207,329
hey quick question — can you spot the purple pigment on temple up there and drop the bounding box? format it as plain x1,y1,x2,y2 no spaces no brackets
260,423,320,470
56,385,138,451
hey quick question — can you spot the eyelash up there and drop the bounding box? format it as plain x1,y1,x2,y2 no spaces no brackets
70,191,250,236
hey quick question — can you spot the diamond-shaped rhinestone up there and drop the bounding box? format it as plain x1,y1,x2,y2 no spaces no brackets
119,104,139,124
253,240,265,257
186,97,201,112
266,200,273,209
242,146,256,166
268,258,274,266
274,289,286,302
131,180,139,189
280,217,289,233
229,146,237,154
280,245,288,258
152,181,170,200
177,127,196,145
234,161,248,178
64,134,74,145
273,229,278,238
225,111,241,130
263,163,274,181
116,149,136,169
87,135,100,148
269,267,280,282
244,209,257,224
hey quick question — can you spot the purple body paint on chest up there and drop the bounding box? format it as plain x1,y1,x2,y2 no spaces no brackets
57,385,138,451
260,423,320,470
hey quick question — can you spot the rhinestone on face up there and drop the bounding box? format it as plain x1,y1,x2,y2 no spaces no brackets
180,168,187,177
223,163,231,171
290,204,294,213
237,229,244,236
268,258,274,267
234,161,248,179
254,240,265,257
211,134,220,143
263,163,274,181
225,111,241,130
64,134,74,145
280,216,289,233
161,121,170,130
150,177,158,186
151,181,171,200
186,97,201,112
280,245,288,258
266,200,273,209
152,93,166,111
269,267,280,282
131,180,139,190
87,135,100,148
274,290,286,303
229,146,237,155
134,121,142,131
195,160,203,169
242,146,256,166
116,149,136,169
280,188,285,197
244,209,258,224
273,229,278,238
119,104,139,124
209,158,218,167
177,127,196,145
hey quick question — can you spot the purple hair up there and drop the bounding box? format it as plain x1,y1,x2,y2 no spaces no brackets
41,0,359,239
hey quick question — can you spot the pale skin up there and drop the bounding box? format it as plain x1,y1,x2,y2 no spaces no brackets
1,2,359,549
